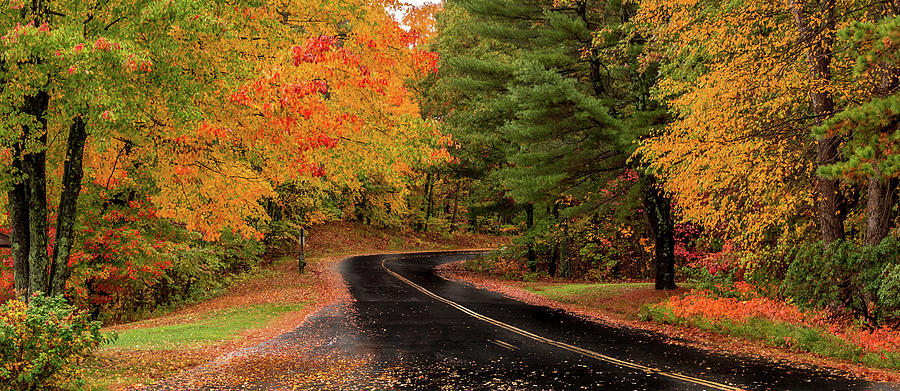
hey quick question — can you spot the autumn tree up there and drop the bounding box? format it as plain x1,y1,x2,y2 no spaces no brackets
0,0,260,299
2,0,445,303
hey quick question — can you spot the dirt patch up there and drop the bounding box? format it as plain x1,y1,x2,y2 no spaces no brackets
565,285,690,319
437,261,900,384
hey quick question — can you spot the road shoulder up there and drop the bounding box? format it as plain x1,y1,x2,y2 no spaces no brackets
436,260,900,384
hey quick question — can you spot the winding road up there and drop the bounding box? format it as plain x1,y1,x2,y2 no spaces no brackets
156,251,894,390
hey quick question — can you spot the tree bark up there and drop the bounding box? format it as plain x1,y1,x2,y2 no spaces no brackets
8,138,30,299
424,171,434,232
791,0,844,243
644,179,676,290
526,203,536,272
49,116,88,295
23,92,51,296
864,177,897,246
864,42,899,246
449,181,460,233
549,204,560,277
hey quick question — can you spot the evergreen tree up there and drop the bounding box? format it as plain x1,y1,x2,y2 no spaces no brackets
433,0,676,289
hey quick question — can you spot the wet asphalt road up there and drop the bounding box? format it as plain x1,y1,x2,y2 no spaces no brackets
153,251,898,390
340,251,893,390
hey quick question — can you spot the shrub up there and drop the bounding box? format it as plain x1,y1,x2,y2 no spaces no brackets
782,236,900,324
0,294,113,390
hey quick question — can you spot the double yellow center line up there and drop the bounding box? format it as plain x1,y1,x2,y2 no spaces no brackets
381,258,744,391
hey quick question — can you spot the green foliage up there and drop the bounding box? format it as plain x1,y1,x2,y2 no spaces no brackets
0,294,113,390
782,236,900,323
815,16,900,180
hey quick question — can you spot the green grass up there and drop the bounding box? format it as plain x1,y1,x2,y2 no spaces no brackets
523,282,655,302
640,305,900,370
108,302,308,350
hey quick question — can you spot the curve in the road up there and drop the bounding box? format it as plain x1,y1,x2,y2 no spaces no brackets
381,257,744,391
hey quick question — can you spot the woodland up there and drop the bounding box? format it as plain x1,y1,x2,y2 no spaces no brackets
0,0,899,387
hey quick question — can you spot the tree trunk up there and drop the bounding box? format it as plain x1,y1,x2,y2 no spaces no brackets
8,138,30,299
864,177,897,246
49,116,88,296
791,0,843,243
526,203,536,272
864,49,899,247
549,204,559,277
424,171,434,232
559,226,570,278
23,92,51,296
450,181,460,233
644,180,676,290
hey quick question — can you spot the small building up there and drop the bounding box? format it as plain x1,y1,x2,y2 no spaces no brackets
0,233,9,248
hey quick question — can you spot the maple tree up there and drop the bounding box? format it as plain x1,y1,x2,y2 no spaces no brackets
0,0,258,300
636,0,899,249
1,0,444,304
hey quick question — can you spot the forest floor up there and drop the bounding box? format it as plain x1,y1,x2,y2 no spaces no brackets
437,262,900,384
84,222,506,390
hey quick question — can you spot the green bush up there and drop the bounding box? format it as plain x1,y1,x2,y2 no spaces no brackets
782,236,900,324
0,294,114,390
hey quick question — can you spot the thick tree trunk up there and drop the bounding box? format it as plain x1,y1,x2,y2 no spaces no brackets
526,203,536,272
23,92,51,296
791,0,844,243
25,141,49,295
49,117,88,295
8,139,30,298
864,177,897,246
644,180,676,290
864,52,899,247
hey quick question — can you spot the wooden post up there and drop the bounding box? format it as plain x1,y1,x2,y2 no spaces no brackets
298,228,306,273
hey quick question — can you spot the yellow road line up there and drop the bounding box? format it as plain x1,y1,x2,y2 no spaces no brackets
381,258,744,391
489,339,519,351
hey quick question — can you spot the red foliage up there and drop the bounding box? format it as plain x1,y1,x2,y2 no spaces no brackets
665,282,815,325
662,283,900,355
292,36,335,65
68,199,172,308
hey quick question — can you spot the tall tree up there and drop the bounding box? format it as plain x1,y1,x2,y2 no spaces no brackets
1,0,444,300
637,0,899,250
1,0,255,299
433,0,676,288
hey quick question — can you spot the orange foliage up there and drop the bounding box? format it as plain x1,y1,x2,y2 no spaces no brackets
84,0,445,240
664,283,814,325
661,284,900,355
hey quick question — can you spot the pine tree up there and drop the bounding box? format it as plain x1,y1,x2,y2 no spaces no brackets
434,0,676,289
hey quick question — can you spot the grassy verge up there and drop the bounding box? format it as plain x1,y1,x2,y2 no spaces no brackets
517,281,687,320
109,302,308,350
639,305,900,371
80,255,323,390
84,302,309,389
